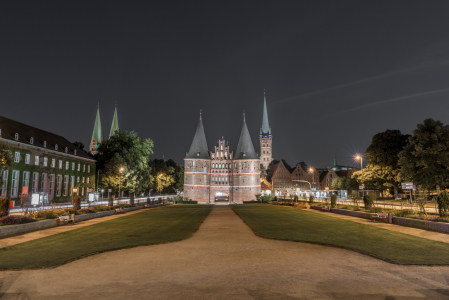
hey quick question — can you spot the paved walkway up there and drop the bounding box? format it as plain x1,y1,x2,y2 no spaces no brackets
1,206,449,299
307,208,449,244
0,209,148,249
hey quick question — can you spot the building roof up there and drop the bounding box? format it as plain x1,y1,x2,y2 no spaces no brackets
266,161,282,182
234,117,258,160
0,115,94,161
260,92,271,135
91,105,103,143
185,117,210,159
319,171,329,181
109,105,119,139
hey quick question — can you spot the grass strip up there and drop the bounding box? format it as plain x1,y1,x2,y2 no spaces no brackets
232,204,449,265
0,205,212,270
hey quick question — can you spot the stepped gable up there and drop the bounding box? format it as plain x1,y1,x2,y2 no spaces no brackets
185,113,210,159
234,114,258,160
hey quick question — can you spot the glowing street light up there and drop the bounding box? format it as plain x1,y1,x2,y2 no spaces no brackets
119,167,124,200
356,155,364,199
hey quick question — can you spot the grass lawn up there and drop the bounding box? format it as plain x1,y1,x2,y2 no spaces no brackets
232,204,449,265
0,205,212,270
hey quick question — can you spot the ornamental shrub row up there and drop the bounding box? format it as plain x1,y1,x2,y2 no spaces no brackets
0,215,35,225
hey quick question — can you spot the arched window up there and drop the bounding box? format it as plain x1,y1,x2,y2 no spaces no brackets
55,144,58,150
43,141,47,147
65,147,68,153
14,133,19,140
74,150,77,155
30,137,34,144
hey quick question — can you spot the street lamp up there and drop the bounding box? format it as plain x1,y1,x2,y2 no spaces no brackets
119,167,124,200
356,155,364,200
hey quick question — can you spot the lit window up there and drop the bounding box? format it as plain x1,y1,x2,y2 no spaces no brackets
51,158,55,168
77,163,80,171
77,176,79,183
87,177,90,184
72,162,75,170
35,156,39,166
65,161,69,170
14,152,20,163
88,165,90,173
25,154,30,164
43,157,48,167
83,165,86,172
59,160,62,169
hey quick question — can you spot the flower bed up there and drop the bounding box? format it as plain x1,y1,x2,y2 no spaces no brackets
0,215,35,225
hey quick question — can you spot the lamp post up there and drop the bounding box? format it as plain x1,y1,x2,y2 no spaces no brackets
356,156,364,200
119,167,124,200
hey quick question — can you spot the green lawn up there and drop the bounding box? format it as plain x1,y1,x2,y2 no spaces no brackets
232,204,449,265
0,205,212,270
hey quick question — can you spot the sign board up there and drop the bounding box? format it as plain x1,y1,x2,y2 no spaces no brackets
401,182,414,190
359,184,365,189
311,188,316,191
88,193,95,202
31,193,40,205
108,189,112,193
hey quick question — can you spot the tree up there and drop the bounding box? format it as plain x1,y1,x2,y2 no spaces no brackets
149,159,184,193
332,177,359,192
0,143,13,188
363,129,410,197
73,141,85,151
295,161,308,170
399,119,449,193
97,131,154,197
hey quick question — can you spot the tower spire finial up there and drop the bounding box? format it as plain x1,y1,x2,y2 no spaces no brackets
264,88,266,95
200,109,202,120
243,110,245,122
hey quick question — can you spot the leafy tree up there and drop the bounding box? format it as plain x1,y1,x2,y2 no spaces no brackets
362,129,410,198
399,119,449,193
352,164,397,192
97,131,154,197
73,141,85,151
295,161,308,170
0,143,13,188
149,159,183,193
332,177,359,191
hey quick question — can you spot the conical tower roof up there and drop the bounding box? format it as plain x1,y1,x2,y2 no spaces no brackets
91,104,103,143
186,112,210,159
234,113,258,160
260,91,271,135
109,104,119,139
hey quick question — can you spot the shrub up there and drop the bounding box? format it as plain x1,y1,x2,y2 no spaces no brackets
308,195,314,205
73,195,81,210
363,192,376,209
293,195,299,202
91,205,112,212
256,193,274,203
394,209,414,218
31,209,65,219
330,195,337,208
0,197,9,217
437,191,449,217
0,215,35,225
77,208,96,214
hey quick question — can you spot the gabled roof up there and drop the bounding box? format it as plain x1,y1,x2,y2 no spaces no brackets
185,117,210,159
0,115,94,161
319,171,329,181
260,92,271,135
234,117,258,160
266,161,281,182
91,105,103,143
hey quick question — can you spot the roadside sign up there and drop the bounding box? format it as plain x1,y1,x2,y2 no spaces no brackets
401,182,414,190
108,189,112,192
359,184,365,189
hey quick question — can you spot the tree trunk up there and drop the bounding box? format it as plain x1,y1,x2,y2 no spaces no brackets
130,193,135,206
394,186,398,199
436,185,441,195
108,194,113,207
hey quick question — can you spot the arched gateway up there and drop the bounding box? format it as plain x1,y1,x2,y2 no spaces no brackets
184,111,261,204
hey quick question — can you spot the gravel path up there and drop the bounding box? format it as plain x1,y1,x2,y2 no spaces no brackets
1,205,448,299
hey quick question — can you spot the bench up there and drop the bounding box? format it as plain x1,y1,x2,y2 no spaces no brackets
115,208,124,214
320,205,330,212
57,215,75,225
372,212,389,222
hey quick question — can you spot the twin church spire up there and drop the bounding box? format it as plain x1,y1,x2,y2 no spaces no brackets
89,103,120,155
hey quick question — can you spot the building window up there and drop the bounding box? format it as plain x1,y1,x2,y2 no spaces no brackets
56,175,62,196
70,176,75,196
0,171,8,197
63,175,69,196
244,162,247,168
83,165,86,172
82,177,85,183
14,152,20,163
22,171,30,192
30,137,34,144
35,156,39,166
43,141,47,147
51,158,55,168
25,153,31,164
88,165,90,173
55,144,58,150
11,170,19,198
77,176,79,183
72,162,75,170
32,172,39,193
59,160,62,169
49,174,55,197
87,177,90,184
43,157,48,167
74,150,77,155
14,133,19,140
66,161,69,170
65,147,68,153
192,161,195,167
81,187,84,196
77,163,80,171
41,173,47,193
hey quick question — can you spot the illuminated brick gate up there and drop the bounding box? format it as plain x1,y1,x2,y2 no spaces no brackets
184,113,261,204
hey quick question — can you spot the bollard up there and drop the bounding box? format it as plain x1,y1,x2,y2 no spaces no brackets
388,213,393,224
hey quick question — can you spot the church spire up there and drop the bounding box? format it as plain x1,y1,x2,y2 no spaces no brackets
235,113,258,160
260,90,271,135
90,103,103,155
186,112,210,159
109,102,119,139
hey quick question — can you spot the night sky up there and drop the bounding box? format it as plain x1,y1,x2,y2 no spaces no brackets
2,1,449,168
